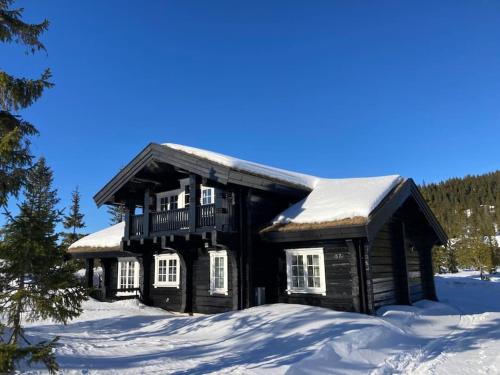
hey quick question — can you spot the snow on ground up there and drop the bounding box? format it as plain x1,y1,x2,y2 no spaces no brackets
19,273,500,374
75,267,103,287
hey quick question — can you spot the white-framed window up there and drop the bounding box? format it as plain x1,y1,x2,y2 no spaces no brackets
201,187,214,205
117,258,140,296
156,179,190,211
154,253,180,288
209,250,228,295
285,248,326,295
157,192,180,211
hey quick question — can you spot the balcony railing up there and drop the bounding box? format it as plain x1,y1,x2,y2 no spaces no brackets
197,204,215,227
129,204,216,237
131,214,144,236
151,207,189,232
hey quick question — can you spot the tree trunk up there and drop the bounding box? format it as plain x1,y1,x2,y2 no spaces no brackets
10,275,24,345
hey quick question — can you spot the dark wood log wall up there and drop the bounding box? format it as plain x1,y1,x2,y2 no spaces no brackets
404,224,437,301
405,240,424,302
370,220,413,309
247,189,306,308
370,198,439,310
192,247,238,314
276,240,360,312
398,198,438,303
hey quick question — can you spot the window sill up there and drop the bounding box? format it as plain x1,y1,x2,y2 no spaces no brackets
286,289,326,296
116,291,139,297
209,290,228,296
153,284,180,289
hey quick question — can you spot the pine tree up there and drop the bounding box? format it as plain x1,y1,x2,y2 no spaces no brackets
107,204,125,224
61,187,86,248
0,158,87,373
0,0,53,206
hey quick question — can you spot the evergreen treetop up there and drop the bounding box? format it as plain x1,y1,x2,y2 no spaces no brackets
0,0,53,207
63,187,85,234
0,0,49,53
107,204,125,225
61,187,86,248
0,158,87,373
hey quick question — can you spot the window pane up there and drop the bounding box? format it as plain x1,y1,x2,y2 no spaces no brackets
120,261,127,288
160,197,168,212
213,256,224,289
127,262,134,287
158,259,167,282
306,255,321,288
297,276,304,287
202,189,213,205
170,196,178,210
168,259,177,282
312,255,319,266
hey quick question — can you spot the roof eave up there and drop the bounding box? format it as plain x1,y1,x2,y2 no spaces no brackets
261,224,367,243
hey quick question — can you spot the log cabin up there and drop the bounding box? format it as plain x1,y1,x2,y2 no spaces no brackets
69,143,447,315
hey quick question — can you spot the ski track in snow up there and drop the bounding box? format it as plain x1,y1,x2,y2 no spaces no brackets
375,273,500,375
13,271,500,374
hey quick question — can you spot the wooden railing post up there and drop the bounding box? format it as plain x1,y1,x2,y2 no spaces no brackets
189,174,199,232
124,200,136,240
215,188,224,230
124,209,130,241
143,187,151,237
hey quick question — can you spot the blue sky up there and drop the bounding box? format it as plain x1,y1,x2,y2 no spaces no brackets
4,0,500,233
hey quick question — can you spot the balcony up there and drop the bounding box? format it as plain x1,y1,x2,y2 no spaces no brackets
129,203,216,238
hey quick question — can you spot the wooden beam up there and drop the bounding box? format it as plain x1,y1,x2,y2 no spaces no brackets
143,187,151,238
85,258,94,289
400,221,412,305
189,174,199,232
215,187,224,231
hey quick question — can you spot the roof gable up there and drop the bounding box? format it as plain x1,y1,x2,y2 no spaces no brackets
262,179,448,245
94,143,311,207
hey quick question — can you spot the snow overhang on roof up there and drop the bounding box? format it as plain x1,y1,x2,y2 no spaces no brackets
68,222,125,256
163,143,318,191
262,177,448,245
272,175,403,226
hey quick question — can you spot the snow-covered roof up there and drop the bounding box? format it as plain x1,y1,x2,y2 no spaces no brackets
68,222,124,253
164,143,403,226
164,143,318,190
272,175,403,226
86,144,404,247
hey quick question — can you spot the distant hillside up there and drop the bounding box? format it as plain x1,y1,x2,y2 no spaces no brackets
419,171,500,238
